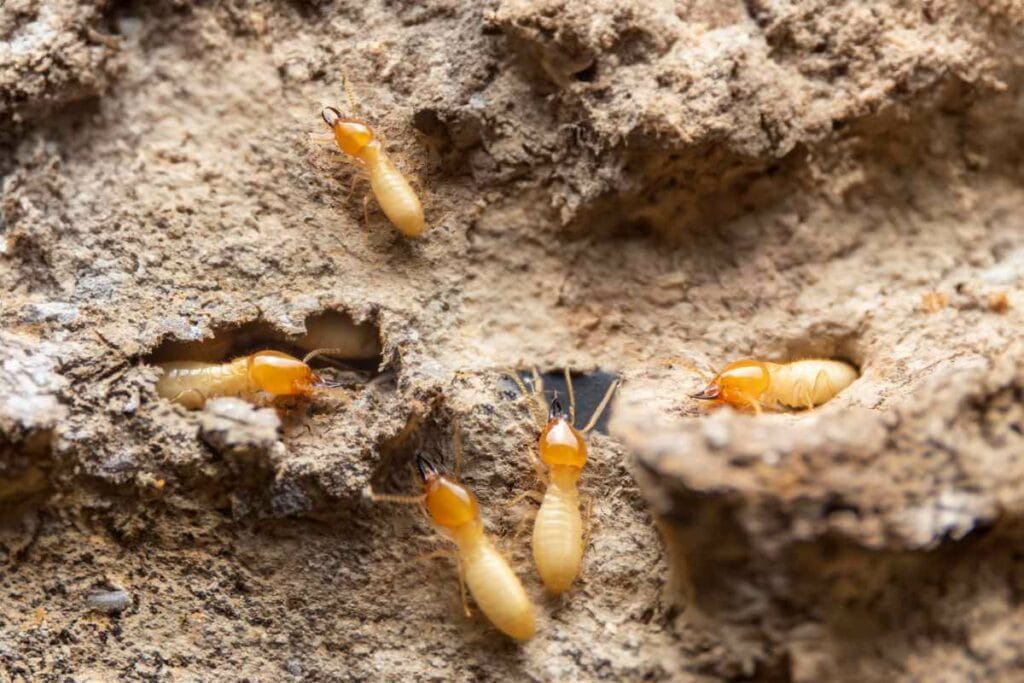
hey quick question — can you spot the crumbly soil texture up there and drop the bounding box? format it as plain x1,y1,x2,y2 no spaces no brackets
2,1,1024,681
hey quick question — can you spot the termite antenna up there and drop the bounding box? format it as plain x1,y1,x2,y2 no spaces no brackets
302,348,365,370
342,67,361,116
312,376,346,389
416,454,438,481
322,106,342,127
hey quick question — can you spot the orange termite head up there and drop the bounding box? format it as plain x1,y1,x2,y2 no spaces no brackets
322,106,375,156
248,350,319,396
417,455,480,530
539,396,587,469
691,359,770,409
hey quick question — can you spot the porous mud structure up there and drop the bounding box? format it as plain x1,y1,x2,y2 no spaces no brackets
2,1,1023,680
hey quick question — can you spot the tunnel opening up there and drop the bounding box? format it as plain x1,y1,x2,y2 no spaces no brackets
143,310,384,409
145,309,383,373
499,368,620,435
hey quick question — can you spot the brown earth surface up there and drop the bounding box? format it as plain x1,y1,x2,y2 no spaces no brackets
2,0,1024,681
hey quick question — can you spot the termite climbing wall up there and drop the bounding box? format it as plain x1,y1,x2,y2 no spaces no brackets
2,0,1024,680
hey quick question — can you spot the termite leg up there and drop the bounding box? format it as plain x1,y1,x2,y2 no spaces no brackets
170,388,208,407
347,171,370,200
309,131,336,147
455,554,472,618
406,540,473,618
362,193,372,229
451,417,464,481
792,380,814,412
810,370,835,411
751,399,763,416
504,489,544,509
564,367,577,426
510,506,539,546
530,367,546,413
368,490,427,505
581,495,596,549
525,446,547,483
581,378,620,434
502,368,546,430
415,547,454,563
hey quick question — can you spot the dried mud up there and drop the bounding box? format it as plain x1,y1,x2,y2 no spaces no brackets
2,1,1024,681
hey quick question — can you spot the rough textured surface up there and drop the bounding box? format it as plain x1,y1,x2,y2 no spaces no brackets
2,0,1023,680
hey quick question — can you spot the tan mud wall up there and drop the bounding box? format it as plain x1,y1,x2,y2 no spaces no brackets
2,1,1024,680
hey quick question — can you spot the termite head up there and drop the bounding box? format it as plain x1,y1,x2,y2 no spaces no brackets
248,350,319,396
539,395,587,469
322,106,375,156
691,359,770,409
417,455,480,530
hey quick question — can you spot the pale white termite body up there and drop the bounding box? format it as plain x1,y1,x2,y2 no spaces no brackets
767,359,858,409
453,518,537,641
532,464,584,594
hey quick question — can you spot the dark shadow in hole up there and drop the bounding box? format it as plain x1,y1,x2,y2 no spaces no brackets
368,403,457,498
145,310,383,375
500,369,619,435
776,325,865,372
573,62,598,82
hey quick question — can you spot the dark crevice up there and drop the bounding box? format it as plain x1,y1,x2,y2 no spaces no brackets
502,368,620,435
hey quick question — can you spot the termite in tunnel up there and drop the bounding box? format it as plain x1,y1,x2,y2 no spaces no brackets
690,358,859,414
369,424,537,641
319,76,426,238
155,348,353,409
504,368,620,595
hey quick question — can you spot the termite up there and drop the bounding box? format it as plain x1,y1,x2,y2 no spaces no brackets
155,348,344,409
320,77,426,238
690,358,858,414
370,426,536,641
504,368,619,595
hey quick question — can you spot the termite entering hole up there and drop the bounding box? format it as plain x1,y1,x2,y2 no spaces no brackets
318,74,426,238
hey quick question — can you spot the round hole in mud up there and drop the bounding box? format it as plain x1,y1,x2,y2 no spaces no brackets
573,62,598,82
772,325,866,371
